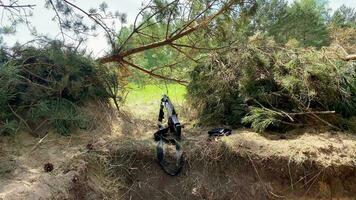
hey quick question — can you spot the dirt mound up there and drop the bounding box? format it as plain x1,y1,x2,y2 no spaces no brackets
0,132,85,199
1,112,355,200
105,128,356,200
0,103,120,200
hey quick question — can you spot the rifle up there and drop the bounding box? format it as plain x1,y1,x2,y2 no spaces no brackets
154,95,184,176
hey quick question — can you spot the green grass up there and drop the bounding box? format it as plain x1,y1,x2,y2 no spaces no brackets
124,84,187,120
125,84,186,105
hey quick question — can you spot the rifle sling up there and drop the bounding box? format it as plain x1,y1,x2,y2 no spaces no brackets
154,127,184,176
154,95,184,176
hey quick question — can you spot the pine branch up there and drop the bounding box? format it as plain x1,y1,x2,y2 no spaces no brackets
98,0,239,64
121,59,188,85
0,4,35,8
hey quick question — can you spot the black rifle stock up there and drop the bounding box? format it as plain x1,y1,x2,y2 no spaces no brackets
158,95,181,139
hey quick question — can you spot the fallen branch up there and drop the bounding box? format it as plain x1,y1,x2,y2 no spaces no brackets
8,104,33,133
343,54,356,61
287,111,336,115
29,132,50,153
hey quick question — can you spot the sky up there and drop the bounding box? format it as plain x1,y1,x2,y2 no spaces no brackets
2,0,145,57
2,0,356,57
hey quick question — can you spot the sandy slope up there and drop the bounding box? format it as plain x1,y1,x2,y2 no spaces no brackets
0,107,355,199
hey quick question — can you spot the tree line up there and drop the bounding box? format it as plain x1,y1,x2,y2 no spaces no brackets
0,0,355,135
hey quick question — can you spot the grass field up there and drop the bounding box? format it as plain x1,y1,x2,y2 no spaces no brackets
124,84,187,120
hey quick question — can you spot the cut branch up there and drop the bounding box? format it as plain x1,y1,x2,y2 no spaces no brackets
8,104,32,133
121,59,188,85
287,111,336,115
344,54,356,61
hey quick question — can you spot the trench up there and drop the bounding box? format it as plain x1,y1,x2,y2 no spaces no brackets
68,137,356,200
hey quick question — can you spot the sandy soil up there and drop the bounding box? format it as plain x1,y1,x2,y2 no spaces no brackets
0,105,355,199
218,128,356,167
0,103,121,200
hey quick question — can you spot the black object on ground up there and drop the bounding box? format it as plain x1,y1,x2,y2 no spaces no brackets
208,128,232,137
44,162,54,172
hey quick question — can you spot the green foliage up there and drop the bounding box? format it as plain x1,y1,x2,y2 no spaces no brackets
188,53,246,126
114,0,258,85
28,98,90,135
0,41,117,136
251,0,330,48
340,117,356,133
252,0,288,33
98,65,122,110
330,5,356,28
280,0,330,47
0,61,20,128
0,120,19,135
125,84,186,120
117,22,197,85
188,33,356,132
242,107,280,133
126,84,186,104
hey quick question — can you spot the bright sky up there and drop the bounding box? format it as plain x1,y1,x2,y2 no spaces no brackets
2,0,145,57
2,0,356,57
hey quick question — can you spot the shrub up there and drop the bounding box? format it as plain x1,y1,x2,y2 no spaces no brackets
188,34,356,132
187,53,246,127
0,41,119,136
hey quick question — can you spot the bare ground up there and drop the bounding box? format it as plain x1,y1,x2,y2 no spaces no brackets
106,126,356,200
0,104,355,199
